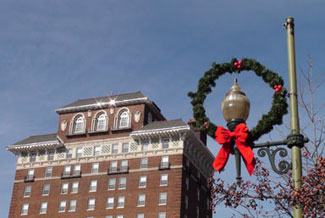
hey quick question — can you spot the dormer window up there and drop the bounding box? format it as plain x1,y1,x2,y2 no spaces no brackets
113,108,131,130
91,111,108,132
69,114,86,135
119,110,129,128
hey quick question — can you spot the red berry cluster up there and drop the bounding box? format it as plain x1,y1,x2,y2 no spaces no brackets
273,85,283,92
204,122,209,129
234,60,242,69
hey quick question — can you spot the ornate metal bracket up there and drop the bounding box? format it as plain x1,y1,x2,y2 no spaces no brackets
256,147,290,175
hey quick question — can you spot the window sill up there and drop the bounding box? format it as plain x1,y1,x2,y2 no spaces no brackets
88,129,109,135
66,132,86,137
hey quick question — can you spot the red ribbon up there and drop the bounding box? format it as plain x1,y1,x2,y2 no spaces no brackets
213,123,256,175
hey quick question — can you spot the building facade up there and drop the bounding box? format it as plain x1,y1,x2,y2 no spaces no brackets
7,91,214,218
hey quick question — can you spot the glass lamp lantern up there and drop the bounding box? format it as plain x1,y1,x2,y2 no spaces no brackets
221,78,250,123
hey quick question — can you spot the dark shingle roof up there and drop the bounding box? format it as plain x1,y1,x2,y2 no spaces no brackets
58,91,145,109
12,133,58,146
137,119,188,131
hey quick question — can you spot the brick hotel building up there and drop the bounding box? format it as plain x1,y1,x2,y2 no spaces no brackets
7,91,214,218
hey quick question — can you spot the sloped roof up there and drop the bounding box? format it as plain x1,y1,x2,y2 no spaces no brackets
11,133,58,146
58,91,145,110
136,119,188,131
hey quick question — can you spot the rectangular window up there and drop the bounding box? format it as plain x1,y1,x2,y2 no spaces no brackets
159,193,167,205
141,140,149,151
112,144,118,154
73,164,81,176
66,149,73,159
76,148,83,158
24,186,31,198
106,197,114,209
160,174,168,186
42,184,50,196
45,167,53,178
27,169,34,180
161,156,169,168
63,165,71,176
137,194,146,207
108,178,116,190
118,177,126,189
21,203,29,215
139,176,147,188
117,196,125,208
48,150,55,161
88,198,95,210
91,163,99,174
94,146,101,156
137,214,145,218
162,138,169,149
89,180,97,192
40,202,47,214
106,216,113,218
30,153,36,162
61,183,69,194
71,181,79,193
58,201,66,212
120,160,128,171
185,195,188,209
69,200,77,212
110,161,118,172
158,212,166,218
122,143,129,153
140,157,148,168
116,215,124,218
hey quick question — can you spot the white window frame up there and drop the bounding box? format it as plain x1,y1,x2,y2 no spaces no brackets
95,112,107,131
137,214,145,218
64,165,71,176
58,200,66,213
118,177,126,190
158,212,166,218
137,194,146,207
61,183,69,194
116,215,124,218
141,140,149,151
73,164,81,176
119,110,130,128
117,196,125,208
76,148,83,158
87,198,95,211
162,138,169,149
47,150,55,161
40,202,48,214
161,156,169,168
71,181,79,194
106,197,114,209
94,146,101,156
112,144,118,154
42,184,50,196
21,203,29,215
91,163,99,174
159,192,167,205
89,180,97,192
27,169,34,180
140,157,148,168
29,152,36,162
108,178,116,190
69,199,77,212
110,161,118,172
72,114,85,134
160,174,168,186
45,167,53,178
120,160,128,171
139,176,147,188
66,149,73,159
24,186,32,198
122,143,129,153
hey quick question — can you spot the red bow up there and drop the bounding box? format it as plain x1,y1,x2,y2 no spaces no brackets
213,123,255,175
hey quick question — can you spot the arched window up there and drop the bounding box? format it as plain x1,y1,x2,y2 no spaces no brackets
95,112,107,131
119,110,129,128
72,114,85,134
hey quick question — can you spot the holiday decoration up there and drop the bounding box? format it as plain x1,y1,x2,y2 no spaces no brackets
188,58,288,142
213,123,255,175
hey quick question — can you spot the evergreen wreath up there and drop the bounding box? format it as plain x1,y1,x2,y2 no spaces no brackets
188,58,288,142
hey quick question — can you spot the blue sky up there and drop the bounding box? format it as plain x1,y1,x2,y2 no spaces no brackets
1,0,325,217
